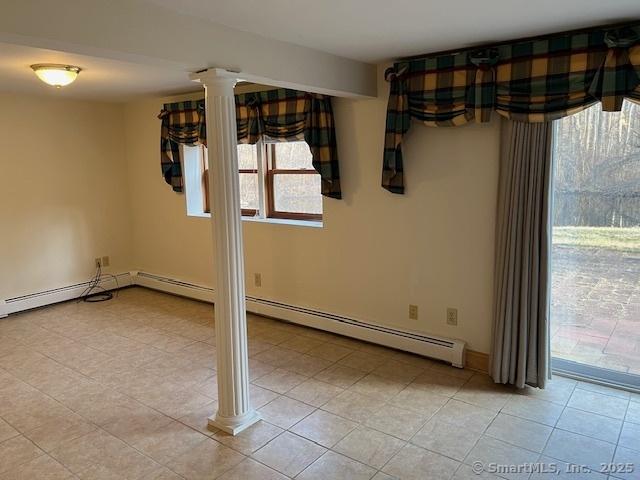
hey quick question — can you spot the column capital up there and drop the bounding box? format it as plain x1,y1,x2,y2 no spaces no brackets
190,68,238,93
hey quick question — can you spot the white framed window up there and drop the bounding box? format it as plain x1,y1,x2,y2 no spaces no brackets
183,141,323,224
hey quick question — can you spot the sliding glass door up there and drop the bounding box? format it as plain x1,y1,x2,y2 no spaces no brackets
550,101,640,390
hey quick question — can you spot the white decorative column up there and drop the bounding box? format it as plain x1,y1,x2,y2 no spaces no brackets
191,68,260,435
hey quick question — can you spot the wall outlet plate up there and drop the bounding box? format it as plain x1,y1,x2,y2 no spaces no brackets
254,273,262,287
447,307,458,326
102,256,110,267
409,304,418,320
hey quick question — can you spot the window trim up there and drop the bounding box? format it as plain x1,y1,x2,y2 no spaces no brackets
198,140,323,222
239,168,258,217
205,167,260,217
265,143,323,222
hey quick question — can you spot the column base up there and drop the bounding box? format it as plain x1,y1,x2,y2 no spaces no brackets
208,409,261,436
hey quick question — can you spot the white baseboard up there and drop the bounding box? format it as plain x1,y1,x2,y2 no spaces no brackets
132,271,466,367
134,271,214,303
3,272,133,316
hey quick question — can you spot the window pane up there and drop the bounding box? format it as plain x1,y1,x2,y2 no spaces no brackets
239,173,258,211
273,142,314,169
551,100,640,379
237,144,258,169
273,174,322,214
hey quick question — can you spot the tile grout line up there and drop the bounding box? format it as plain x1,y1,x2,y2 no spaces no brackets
4,289,636,480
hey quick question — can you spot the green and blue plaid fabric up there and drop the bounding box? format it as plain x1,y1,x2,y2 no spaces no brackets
158,100,206,192
236,88,341,198
159,88,341,199
383,22,640,194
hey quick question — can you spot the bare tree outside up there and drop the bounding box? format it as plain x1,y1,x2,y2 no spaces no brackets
237,144,258,211
271,142,322,215
227,142,322,218
551,101,640,374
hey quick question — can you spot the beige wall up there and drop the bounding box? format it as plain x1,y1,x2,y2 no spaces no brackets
0,78,500,353
0,94,132,299
123,74,501,353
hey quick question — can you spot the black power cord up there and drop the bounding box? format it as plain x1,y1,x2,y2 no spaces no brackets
77,263,119,303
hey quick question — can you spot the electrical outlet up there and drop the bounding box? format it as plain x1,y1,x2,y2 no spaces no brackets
254,273,262,287
101,256,110,267
409,304,418,320
95,257,102,268
447,307,458,326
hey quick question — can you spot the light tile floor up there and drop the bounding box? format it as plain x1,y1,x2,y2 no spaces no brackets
0,287,638,480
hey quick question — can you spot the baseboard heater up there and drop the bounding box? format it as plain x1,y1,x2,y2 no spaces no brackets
2,271,466,368
134,271,466,368
2,273,132,316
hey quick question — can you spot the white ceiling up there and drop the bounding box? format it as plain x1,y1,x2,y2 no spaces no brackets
0,42,200,102
1,1,638,100
144,0,640,62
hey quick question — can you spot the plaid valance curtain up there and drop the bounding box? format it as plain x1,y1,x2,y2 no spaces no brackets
159,88,341,199
158,101,206,192
383,22,640,194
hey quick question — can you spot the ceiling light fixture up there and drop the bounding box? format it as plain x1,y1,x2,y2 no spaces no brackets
30,64,82,88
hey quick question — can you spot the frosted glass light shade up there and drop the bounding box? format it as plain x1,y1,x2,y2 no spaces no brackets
31,64,81,87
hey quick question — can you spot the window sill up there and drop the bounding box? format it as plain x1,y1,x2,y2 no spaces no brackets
187,212,323,228
243,216,323,228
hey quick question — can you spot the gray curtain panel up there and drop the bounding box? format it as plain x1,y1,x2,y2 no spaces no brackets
491,118,553,389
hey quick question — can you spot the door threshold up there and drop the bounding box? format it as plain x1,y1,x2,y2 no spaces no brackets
553,357,640,394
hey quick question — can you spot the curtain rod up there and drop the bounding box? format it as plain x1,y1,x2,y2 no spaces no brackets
398,19,639,62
